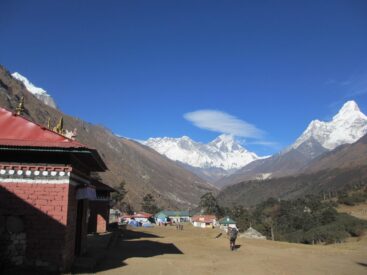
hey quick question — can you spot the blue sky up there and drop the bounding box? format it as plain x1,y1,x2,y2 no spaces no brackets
1,0,367,155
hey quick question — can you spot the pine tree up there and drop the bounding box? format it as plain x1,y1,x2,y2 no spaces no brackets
141,193,159,214
111,180,127,210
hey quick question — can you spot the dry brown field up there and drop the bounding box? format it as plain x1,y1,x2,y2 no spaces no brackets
337,203,367,220
94,223,367,275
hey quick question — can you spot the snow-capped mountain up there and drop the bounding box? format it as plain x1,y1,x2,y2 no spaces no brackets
292,100,367,151
217,100,367,187
11,72,57,109
144,134,263,171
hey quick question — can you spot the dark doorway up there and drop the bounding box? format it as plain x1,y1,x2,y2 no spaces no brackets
75,199,84,256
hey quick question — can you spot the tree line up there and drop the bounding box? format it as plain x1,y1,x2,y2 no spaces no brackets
111,180,160,214
199,191,367,244
111,180,367,245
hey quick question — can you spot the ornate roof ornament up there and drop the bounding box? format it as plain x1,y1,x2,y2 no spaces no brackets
15,96,25,116
53,117,64,134
46,117,51,129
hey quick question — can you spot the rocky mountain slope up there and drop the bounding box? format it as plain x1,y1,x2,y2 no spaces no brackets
218,132,367,207
217,101,367,188
303,133,367,173
218,164,367,207
0,65,215,210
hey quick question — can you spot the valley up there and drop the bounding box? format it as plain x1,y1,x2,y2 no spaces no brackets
2,2,367,274
2,64,367,210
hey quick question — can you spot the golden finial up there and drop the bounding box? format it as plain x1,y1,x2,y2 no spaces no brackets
53,117,64,134
46,117,51,129
15,96,25,115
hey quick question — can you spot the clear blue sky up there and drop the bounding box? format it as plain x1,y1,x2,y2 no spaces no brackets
1,0,367,155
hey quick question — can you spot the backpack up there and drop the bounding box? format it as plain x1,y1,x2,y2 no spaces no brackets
230,228,238,239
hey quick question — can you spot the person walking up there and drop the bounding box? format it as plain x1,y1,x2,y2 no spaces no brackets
228,226,239,251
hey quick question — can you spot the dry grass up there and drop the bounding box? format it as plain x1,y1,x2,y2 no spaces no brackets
94,224,367,275
337,203,367,221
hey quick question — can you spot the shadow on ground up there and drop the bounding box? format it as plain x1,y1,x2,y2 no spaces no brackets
0,267,59,275
122,228,162,240
357,262,367,268
75,228,183,274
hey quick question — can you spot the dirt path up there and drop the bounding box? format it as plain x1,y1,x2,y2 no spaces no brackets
94,225,367,275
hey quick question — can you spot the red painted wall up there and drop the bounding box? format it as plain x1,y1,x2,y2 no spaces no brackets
0,183,82,271
88,201,110,233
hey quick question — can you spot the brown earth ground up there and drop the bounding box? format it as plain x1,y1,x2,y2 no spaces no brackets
90,220,367,275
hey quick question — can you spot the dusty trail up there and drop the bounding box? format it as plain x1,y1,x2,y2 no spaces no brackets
95,225,367,275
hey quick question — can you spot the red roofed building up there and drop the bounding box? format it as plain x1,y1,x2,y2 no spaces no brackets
132,212,153,219
121,212,153,224
192,215,217,228
0,107,107,272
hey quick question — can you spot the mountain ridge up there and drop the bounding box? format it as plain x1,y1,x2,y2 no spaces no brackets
144,134,263,171
144,134,268,184
218,132,367,207
0,64,215,210
291,100,367,151
216,100,367,188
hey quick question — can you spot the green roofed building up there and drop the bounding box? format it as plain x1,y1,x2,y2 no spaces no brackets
155,210,192,223
218,216,237,231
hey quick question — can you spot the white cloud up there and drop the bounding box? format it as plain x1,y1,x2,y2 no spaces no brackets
184,109,264,139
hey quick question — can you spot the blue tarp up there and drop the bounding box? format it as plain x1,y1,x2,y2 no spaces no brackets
128,220,140,227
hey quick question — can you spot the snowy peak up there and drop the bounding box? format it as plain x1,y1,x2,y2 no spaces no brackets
12,72,47,96
292,100,367,151
144,134,261,170
209,134,242,152
333,100,365,121
12,72,57,109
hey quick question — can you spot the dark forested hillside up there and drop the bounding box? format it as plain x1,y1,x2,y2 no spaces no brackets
217,166,367,207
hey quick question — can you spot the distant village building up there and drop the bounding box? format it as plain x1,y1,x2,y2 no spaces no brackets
0,107,108,272
88,180,116,234
122,212,153,227
192,215,217,228
121,213,133,223
218,216,237,232
155,210,191,224
131,212,153,223
154,212,169,224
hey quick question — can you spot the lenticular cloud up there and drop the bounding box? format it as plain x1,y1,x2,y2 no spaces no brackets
184,110,264,138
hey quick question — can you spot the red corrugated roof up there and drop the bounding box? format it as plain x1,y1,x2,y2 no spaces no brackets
0,107,86,149
132,212,153,218
192,215,216,223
